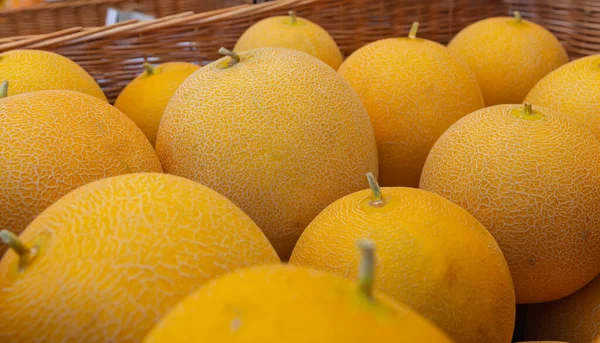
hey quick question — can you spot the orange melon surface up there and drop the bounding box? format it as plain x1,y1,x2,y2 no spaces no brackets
448,14,568,106
114,62,200,146
0,173,280,342
525,273,600,343
338,25,484,187
156,47,378,260
420,104,600,304
234,11,343,69
143,264,455,343
525,54,600,139
290,182,515,343
0,90,163,239
0,49,107,100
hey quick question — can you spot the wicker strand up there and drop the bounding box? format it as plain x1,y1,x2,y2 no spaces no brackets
1,0,571,104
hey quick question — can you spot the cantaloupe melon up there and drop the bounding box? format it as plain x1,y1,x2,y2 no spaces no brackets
0,173,280,342
338,22,484,187
0,49,106,100
143,240,455,343
524,54,600,139
448,12,568,106
525,272,600,343
420,104,600,304
290,173,515,343
114,62,200,146
234,11,343,70
0,89,163,241
156,47,378,260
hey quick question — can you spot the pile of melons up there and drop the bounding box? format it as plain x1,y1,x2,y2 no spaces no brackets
1,9,599,343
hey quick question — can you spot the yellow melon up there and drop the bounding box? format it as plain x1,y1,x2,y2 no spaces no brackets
0,89,163,240
524,54,600,139
234,11,343,70
156,47,378,260
0,49,106,100
337,22,484,187
420,104,600,304
448,11,568,106
525,273,600,343
114,62,200,146
143,240,455,343
0,172,280,342
290,173,515,343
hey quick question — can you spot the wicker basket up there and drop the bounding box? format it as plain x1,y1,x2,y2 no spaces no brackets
0,0,252,37
504,0,600,58
0,0,596,103
0,0,511,102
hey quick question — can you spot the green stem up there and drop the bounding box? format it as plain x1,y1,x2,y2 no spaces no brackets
0,80,8,99
523,103,533,116
218,47,241,67
289,10,297,24
143,62,156,76
0,230,30,257
357,238,376,300
366,172,385,207
514,11,522,23
408,22,419,39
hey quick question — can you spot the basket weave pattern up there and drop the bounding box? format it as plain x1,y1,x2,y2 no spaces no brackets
0,0,251,37
505,0,600,59
0,0,596,102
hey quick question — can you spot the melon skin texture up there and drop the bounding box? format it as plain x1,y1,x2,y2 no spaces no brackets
419,104,600,304
337,35,484,187
234,13,343,70
525,273,600,343
156,47,378,260
448,15,568,106
0,90,163,239
0,49,107,101
525,54,600,139
114,62,200,146
0,173,280,343
290,186,515,343
143,265,455,343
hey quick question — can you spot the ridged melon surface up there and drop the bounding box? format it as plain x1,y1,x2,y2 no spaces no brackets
420,104,600,304
143,264,455,343
0,90,163,239
448,14,568,106
525,54,600,139
525,273,600,343
290,184,515,343
0,173,280,342
156,47,378,260
114,62,200,146
338,27,484,187
0,49,107,101
234,12,343,70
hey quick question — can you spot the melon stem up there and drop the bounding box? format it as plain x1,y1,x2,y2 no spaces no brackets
366,172,385,207
289,10,297,24
357,238,376,300
408,22,419,39
218,47,241,67
0,80,7,99
514,11,522,23
523,103,534,116
143,62,156,76
0,230,30,257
